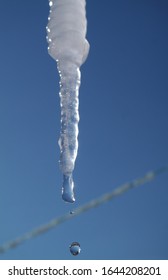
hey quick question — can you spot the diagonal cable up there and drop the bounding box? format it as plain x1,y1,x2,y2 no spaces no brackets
0,166,167,254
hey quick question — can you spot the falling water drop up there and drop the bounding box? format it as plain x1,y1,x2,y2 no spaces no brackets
69,242,81,256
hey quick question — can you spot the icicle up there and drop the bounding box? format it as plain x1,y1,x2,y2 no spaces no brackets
47,0,89,202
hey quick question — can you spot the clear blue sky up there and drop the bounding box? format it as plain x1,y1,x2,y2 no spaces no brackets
0,0,168,260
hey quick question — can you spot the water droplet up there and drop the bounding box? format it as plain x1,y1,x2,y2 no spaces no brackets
62,174,75,203
69,242,81,256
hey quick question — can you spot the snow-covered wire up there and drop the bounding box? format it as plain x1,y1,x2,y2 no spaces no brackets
0,166,167,254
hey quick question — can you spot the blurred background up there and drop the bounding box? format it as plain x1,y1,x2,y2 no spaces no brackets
0,0,168,259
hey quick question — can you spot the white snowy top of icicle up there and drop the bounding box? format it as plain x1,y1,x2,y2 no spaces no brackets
47,0,90,67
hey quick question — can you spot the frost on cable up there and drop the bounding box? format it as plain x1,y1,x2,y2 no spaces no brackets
47,0,89,202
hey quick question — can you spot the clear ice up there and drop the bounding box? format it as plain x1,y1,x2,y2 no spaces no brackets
46,0,89,202
58,63,81,203
62,175,75,203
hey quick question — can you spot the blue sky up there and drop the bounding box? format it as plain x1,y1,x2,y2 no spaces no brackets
0,0,168,260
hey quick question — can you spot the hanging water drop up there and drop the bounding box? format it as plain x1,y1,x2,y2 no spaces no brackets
69,242,81,256
49,1,53,7
62,174,75,203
